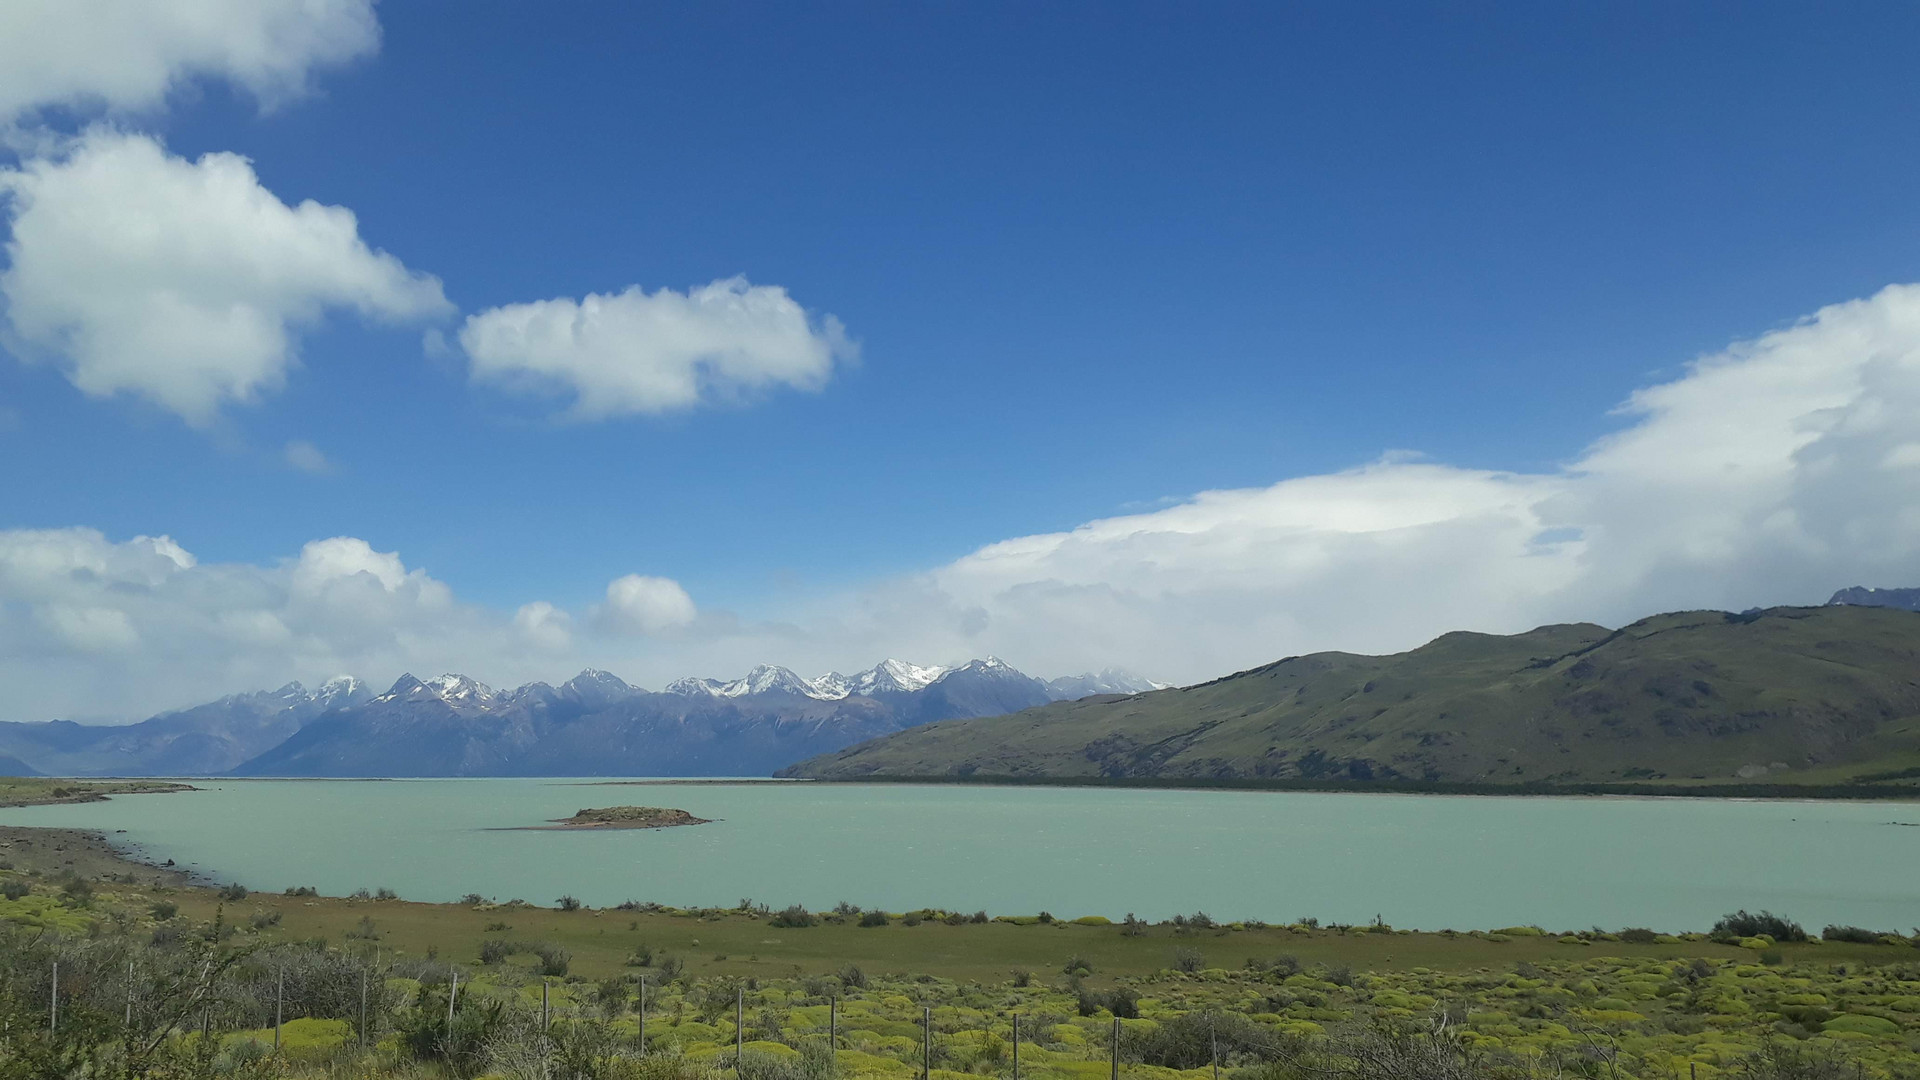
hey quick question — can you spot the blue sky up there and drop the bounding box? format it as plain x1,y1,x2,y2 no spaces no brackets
7,2,1920,718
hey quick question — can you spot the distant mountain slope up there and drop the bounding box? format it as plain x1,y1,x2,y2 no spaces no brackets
232,657,1105,777
0,657,1151,778
1829,585,1920,612
782,606,1920,786
0,678,370,777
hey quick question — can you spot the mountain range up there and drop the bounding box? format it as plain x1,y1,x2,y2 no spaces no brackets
0,660,1159,778
784,604,1920,789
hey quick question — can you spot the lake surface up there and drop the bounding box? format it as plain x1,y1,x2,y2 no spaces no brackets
0,779,1914,933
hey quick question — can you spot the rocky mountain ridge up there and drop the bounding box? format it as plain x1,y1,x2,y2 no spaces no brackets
0,659,1158,778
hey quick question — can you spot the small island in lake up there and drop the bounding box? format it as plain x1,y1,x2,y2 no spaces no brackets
540,805,711,830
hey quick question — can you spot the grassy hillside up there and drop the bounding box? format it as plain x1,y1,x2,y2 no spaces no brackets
785,605,1920,788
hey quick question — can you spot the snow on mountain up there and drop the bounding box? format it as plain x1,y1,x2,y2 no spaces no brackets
666,659,955,701
315,676,369,709
808,671,853,699
1044,669,1167,700
559,668,640,707
426,674,494,703
848,658,949,696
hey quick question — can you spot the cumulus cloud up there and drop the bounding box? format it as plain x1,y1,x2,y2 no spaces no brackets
13,283,1920,719
598,574,699,636
0,128,451,424
0,0,379,123
459,276,856,418
853,283,1920,682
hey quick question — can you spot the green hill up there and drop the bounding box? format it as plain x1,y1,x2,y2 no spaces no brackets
780,605,1920,790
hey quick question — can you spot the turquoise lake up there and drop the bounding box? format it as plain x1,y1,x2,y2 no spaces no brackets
0,779,1913,933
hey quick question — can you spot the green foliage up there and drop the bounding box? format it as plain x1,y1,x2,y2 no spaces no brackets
770,904,817,929
1821,924,1894,943
217,882,248,901
857,910,887,928
1713,909,1807,942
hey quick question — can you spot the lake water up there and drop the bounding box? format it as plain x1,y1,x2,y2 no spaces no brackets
0,779,1914,933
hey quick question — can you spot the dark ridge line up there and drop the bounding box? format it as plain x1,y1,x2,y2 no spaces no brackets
786,773,1920,800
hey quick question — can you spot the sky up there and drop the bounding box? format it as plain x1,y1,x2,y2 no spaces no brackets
7,2,1920,720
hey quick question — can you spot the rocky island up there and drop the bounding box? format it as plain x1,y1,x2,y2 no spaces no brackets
539,805,711,830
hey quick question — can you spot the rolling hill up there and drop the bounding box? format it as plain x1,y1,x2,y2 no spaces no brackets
781,605,1920,788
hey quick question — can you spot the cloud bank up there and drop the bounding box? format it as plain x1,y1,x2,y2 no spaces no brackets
7,283,1920,719
0,129,451,424
0,0,379,123
459,277,856,418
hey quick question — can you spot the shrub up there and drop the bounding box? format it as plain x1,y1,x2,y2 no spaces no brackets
657,953,685,979
1617,927,1660,944
1037,911,1055,924
1188,910,1216,930
218,882,249,901
1269,954,1301,978
1122,1011,1277,1068
374,887,398,901
532,941,572,976
838,963,867,989
1062,954,1094,977
248,909,282,930
1011,968,1032,987
345,915,378,940
1173,947,1206,973
770,904,817,928
1712,910,1806,943
479,938,518,964
1121,913,1148,937
557,895,582,912
1106,988,1140,1019
1326,964,1355,987
59,875,93,907
1,879,29,901
970,910,989,923
832,900,859,917
858,910,888,928
1822,925,1892,944
902,911,923,926
284,885,318,897
149,900,176,920
459,892,484,905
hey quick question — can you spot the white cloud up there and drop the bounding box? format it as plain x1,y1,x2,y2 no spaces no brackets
850,283,1920,682
0,128,451,424
599,575,699,636
0,0,379,123
513,601,573,652
284,440,333,473
13,283,1920,719
459,276,855,418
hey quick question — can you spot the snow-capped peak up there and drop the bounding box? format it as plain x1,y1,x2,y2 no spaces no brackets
316,675,366,707
808,671,852,700
849,658,949,696
665,676,728,697
722,665,818,698
425,674,494,703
